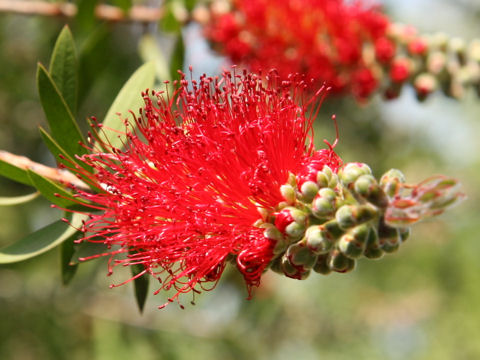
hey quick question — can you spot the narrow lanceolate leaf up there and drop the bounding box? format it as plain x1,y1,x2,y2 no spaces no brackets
27,169,90,210
37,63,87,159
49,25,78,113
139,34,171,82
131,262,149,313
39,127,93,174
0,192,39,206
99,62,155,150
169,34,185,81
0,156,32,186
60,235,78,285
0,213,88,264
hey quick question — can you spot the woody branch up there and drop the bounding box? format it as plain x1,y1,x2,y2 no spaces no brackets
0,0,209,24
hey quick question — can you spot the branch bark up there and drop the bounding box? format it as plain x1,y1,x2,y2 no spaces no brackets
0,0,167,24
0,150,89,190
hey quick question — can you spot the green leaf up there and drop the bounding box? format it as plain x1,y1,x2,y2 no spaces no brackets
131,262,149,313
27,169,90,210
39,127,92,174
139,34,171,82
49,25,78,113
112,0,132,13
0,192,39,206
37,64,87,159
75,0,98,33
99,62,155,150
78,25,111,106
60,236,78,285
0,157,32,186
169,34,185,81
0,213,88,264
69,241,107,265
161,1,183,33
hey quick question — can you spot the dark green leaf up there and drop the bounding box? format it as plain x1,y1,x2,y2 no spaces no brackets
60,235,79,285
37,64,87,160
0,192,39,206
169,34,185,81
75,0,98,33
78,25,111,106
112,0,132,13
0,213,88,264
0,157,32,186
27,169,90,210
39,127,93,174
69,241,107,265
49,25,78,113
160,1,182,33
131,262,149,313
98,62,155,150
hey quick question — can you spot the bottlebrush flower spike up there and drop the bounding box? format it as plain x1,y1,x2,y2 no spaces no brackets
73,69,341,307
204,0,389,101
70,70,463,308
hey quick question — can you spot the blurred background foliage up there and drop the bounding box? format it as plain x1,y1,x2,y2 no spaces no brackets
0,0,479,359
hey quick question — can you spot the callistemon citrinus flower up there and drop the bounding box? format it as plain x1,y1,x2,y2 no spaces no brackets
70,70,463,308
205,0,390,100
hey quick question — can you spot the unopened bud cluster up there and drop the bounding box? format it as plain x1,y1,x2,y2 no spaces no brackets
375,23,480,100
257,163,462,280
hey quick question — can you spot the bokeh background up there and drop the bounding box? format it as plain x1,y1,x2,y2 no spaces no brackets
0,0,479,359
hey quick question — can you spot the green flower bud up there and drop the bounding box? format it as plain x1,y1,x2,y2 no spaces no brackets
338,162,372,187
285,221,306,240
363,228,384,259
354,174,389,208
269,256,283,274
280,184,296,205
335,204,378,230
311,188,337,219
338,224,369,259
323,219,345,239
328,250,356,273
378,222,402,253
286,242,317,269
316,171,329,188
380,169,405,198
300,180,319,202
313,254,332,275
281,255,311,280
304,225,334,254
328,174,338,189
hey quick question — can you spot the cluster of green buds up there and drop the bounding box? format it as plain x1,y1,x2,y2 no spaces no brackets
258,163,464,280
371,23,480,100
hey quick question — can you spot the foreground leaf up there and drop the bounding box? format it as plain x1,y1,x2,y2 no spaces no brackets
0,157,32,186
0,213,88,264
98,62,155,150
27,170,90,210
37,64,87,159
50,25,78,113
60,236,79,285
131,262,149,313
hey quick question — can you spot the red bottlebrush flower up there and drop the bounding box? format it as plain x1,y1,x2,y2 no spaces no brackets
74,70,341,307
389,57,412,83
204,0,390,100
375,37,396,64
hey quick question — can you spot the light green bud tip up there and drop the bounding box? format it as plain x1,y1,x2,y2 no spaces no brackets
339,162,372,187
300,180,319,202
380,168,405,198
286,242,317,269
335,204,378,230
305,225,333,254
280,184,296,205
